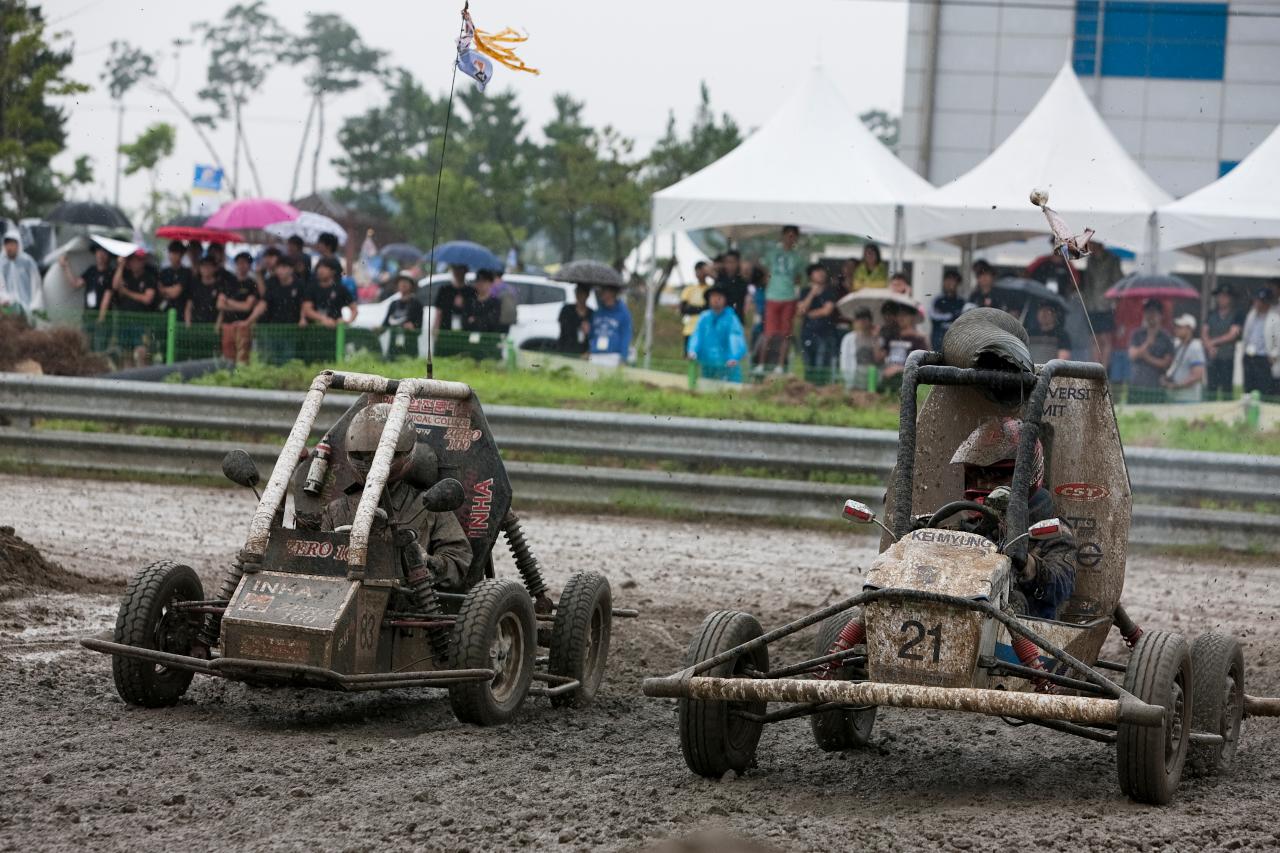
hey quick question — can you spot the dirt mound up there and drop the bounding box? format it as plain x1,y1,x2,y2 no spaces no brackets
0,314,108,376
0,526,120,601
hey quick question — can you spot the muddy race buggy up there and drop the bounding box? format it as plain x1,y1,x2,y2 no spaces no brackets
83,370,634,725
644,350,1280,804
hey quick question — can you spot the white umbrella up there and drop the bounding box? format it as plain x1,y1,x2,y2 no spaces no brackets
836,288,919,320
264,211,347,246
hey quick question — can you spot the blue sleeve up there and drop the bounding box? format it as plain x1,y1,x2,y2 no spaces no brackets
688,312,704,357
618,306,632,355
728,313,747,360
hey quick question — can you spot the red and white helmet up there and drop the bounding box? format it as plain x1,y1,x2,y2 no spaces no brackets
951,416,1044,499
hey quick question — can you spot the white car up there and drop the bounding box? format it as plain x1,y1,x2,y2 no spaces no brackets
350,272,593,355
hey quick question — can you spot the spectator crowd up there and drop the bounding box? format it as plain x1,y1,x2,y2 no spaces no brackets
672,224,1280,403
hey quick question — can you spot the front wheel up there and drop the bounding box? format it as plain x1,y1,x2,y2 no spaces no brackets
548,572,612,709
112,561,204,708
809,610,876,751
1188,632,1244,776
1117,631,1192,804
678,610,769,778
448,579,536,726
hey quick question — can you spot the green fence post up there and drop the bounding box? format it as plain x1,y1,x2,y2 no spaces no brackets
506,337,516,371
335,322,346,364
867,365,878,394
687,359,698,390
1245,390,1261,431
165,308,177,365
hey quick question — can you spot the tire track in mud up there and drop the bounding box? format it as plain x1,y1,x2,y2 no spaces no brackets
2,474,1279,852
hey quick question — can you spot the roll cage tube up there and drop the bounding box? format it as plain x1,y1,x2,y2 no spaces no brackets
241,370,473,570
890,352,1108,564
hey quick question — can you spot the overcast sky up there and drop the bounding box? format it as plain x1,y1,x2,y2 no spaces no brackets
43,0,908,218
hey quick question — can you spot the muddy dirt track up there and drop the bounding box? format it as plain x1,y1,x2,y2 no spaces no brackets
3,473,1280,852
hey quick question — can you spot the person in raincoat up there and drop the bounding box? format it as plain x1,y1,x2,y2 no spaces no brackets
687,284,747,382
0,229,43,315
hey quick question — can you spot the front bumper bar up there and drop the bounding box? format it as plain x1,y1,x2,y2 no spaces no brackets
81,637,494,691
642,675,1165,727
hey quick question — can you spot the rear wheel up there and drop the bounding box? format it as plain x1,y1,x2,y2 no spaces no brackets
1188,632,1244,776
809,610,876,751
112,561,203,708
448,579,536,726
548,572,612,708
1117,631,1192,804
678,610,769,778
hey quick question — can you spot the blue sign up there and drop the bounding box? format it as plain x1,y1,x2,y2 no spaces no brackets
192,165,224,191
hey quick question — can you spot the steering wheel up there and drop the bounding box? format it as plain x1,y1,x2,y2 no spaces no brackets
926,500,1002,531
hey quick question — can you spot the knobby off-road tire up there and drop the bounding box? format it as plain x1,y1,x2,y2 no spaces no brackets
678,610,769,778
548,572,612,709
810,610,876,751
448,579,536,726
1117,630,1193,805
112,560,203,708
1188,632,1245,776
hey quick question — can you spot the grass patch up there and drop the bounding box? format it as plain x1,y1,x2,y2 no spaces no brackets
1115,411,1280,456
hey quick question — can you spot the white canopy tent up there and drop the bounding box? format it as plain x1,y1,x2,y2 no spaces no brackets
650,66,935,248
644,65,935,364
1159,122,1280,258
624,230,710,294
905,63,1172,256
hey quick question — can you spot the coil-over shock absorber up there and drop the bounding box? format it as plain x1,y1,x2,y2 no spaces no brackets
396,528,452,662
501,510,553,613
195,551,258,654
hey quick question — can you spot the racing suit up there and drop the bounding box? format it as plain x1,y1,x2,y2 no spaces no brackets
321,480,473,591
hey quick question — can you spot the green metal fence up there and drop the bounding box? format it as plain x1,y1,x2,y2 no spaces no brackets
71,309,506,367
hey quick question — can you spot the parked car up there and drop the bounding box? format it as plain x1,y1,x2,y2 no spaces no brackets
350,272,594,356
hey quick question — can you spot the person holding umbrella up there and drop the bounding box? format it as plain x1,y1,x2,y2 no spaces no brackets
551,261,630,367
380,273,425,358
1162,315,1207,403
1026,302,1073,364
687,283,747,382
1127,298,1174,403
557,284,592,355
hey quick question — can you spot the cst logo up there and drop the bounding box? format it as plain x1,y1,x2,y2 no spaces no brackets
1054,482,1109,501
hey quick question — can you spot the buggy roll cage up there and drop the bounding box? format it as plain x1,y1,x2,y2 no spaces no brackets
888,352,1111,564
241,369,473,577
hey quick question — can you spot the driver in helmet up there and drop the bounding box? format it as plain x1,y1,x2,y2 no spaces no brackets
950,416,1076,619
321,403,473,590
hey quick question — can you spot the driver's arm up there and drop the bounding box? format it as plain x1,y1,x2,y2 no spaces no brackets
422,510,473,591
1021,526,1077,618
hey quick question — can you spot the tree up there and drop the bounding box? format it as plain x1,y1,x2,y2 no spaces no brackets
586,126,647,269
333,69,451,217
289,13,381,199
646,82,741,189
102,41,153,206
0,0,88,218
535,94,597,262
860,109,900,152
456,87,536,258
118,122,175,232
105,39,229,186
195,1,285,197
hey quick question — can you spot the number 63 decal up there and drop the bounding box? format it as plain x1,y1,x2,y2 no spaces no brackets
898,619,942,662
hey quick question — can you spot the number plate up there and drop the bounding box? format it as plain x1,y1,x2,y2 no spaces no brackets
864,602,985,688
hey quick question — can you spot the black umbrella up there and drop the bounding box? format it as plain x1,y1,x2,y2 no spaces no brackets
162,214,208,229
993,277,1067,309
551,259,625,288
46,201,133,229
379,243,425,265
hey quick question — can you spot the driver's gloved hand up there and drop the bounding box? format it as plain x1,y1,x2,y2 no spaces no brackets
910,513,932,531
1018,552,1040,583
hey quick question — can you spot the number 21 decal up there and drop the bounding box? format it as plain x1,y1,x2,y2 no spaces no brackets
898,620,942,662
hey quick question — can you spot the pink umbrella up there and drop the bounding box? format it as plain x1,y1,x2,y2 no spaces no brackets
205,198,301,230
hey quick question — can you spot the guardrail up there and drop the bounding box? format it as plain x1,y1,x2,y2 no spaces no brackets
1,373,1277,550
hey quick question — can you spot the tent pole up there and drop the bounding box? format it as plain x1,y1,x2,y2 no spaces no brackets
1144,212,1160,276
892,205,905,273
643,230,658,369
960,235,975,291
1202,246,1217,326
